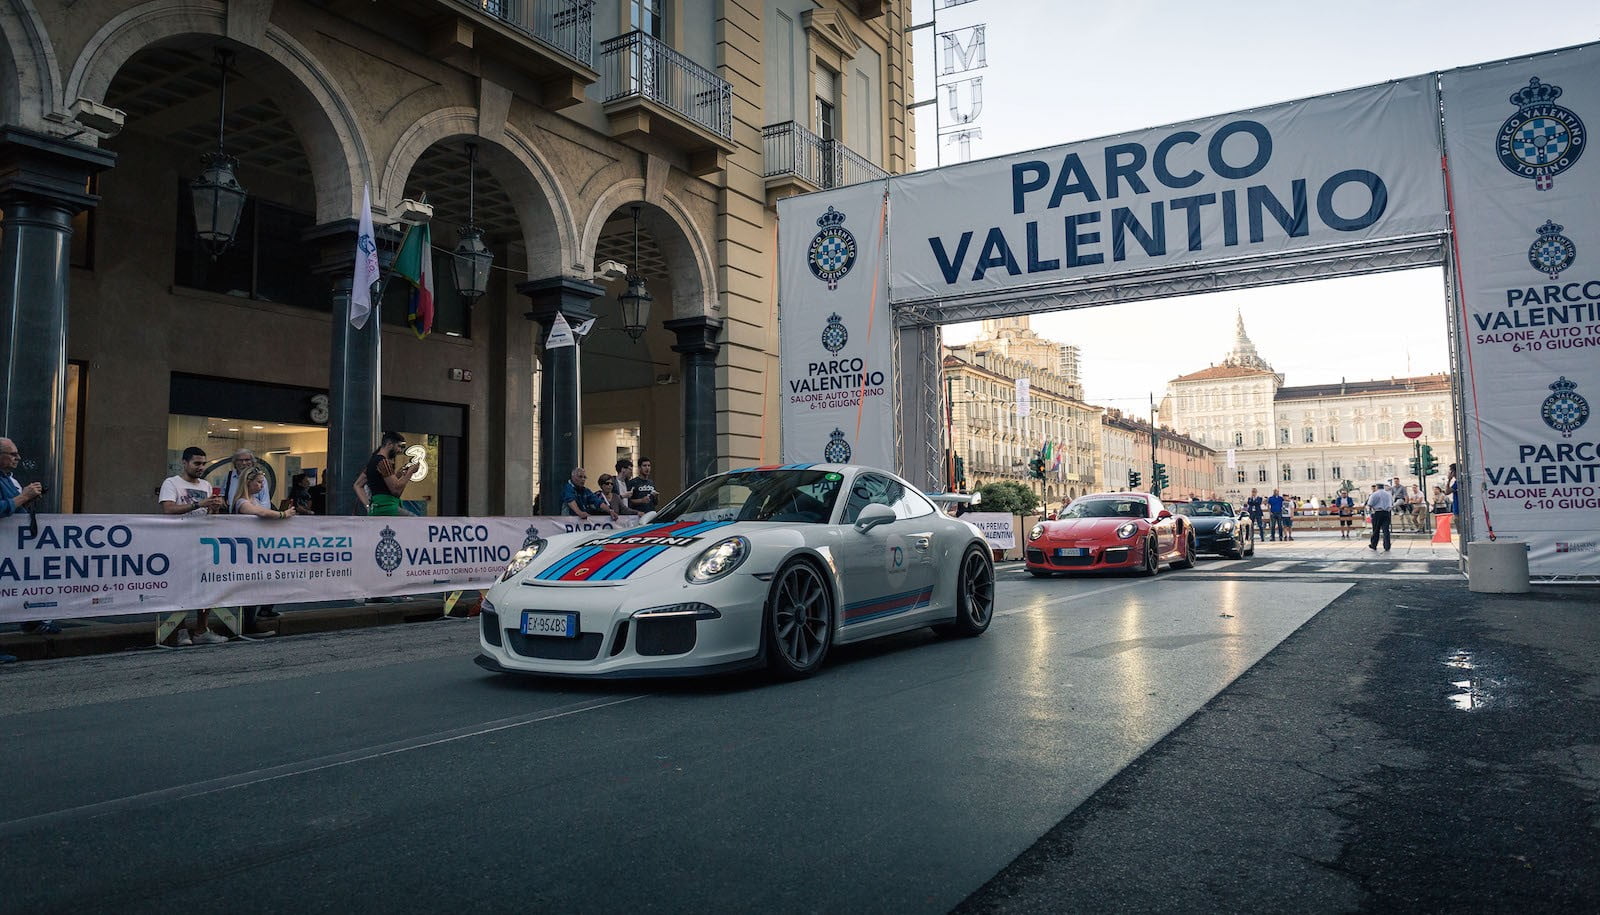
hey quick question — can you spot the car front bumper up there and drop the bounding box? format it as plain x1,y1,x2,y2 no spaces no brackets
1025,540,1144,572
477,576,766,677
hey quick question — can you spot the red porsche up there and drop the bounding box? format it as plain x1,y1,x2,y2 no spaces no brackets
1025,492,1195,577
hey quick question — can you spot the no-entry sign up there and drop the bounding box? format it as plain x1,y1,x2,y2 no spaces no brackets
1403,421,1423,439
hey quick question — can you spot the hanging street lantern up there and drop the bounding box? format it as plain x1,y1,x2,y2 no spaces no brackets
451,142,493,300
189,48,247,257
619,206,652,341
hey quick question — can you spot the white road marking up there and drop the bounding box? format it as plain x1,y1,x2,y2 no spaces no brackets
1391,562,1432,574
1253,561,1301,572
1319,562,1362,572
0,693,647,839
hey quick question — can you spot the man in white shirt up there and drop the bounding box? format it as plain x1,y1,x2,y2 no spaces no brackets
1366,482,1395,552
159,446,228,644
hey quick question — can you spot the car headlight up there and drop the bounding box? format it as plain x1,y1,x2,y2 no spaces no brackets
686,536,750,583
1028,523,1044,541
1217,520,1234,533
1116,522,1139,540
501,540,547,581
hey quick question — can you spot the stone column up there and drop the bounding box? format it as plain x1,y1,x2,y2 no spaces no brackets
0,127,116,504
304,218,397,516
664,315,723,488
520,276,600,515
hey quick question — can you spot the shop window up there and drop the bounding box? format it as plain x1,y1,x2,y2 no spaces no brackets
174,185,319,309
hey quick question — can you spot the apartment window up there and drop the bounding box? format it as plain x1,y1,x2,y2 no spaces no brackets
1431,419,1445,437
1233,431,1243,447
1307,465,1318,481
1282,465,1293,482
1357,461,1369,478
1303,427,1314,443
1332,463,1342,480
1255,430,1265,446
1327,425,1338,443
1378,422,1391,439
1257,466,1268,483
1236,468,1246,483
174,184,318,311
1280,428,1290,444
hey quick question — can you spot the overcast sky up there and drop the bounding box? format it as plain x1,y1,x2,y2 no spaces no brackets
909,1,1600,413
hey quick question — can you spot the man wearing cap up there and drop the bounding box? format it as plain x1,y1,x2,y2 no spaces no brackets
365,431,420,517
1366,482,1394,552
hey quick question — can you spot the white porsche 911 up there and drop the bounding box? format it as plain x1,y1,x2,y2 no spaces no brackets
475,464,995,679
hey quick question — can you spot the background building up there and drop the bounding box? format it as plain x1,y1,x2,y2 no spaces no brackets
1161,313,1458,504
0,0,913,515
945,318,1098,505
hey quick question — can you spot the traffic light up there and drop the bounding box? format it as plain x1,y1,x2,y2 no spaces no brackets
955,454,966,486
1127,469,1141,489
1152,462,1169,493
1421,444,1438,476
1029,453,1046,481
1408,455,1420,476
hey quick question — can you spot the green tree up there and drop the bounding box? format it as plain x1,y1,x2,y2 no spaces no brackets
974,480,1040,516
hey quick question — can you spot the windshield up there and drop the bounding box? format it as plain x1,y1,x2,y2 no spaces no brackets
1061,497,1148,519
654,469,843,524
1173,501,1233,517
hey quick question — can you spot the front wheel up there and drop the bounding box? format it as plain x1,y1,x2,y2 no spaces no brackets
764,561,833,679
1139,538,1159,576
949,545,994,637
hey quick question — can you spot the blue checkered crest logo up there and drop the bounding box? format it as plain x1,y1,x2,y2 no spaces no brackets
807,207,857,290
1497,78,1586,191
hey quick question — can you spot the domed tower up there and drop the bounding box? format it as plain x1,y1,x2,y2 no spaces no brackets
1221,310,1274,372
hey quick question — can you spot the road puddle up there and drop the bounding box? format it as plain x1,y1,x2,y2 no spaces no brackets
1442,648,1514,711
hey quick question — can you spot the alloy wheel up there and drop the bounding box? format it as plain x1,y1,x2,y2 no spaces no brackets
770,562,831,672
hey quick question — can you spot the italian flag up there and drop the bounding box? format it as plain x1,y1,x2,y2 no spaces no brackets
392,221,434,339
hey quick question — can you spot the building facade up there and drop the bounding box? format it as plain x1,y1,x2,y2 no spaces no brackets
0,0,912,515
945,328,1099,508
1161,314,1458,504
1099,410,1214,503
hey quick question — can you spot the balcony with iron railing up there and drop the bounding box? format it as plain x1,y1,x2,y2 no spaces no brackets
600,30,736,176
407,0,598,107
762,121,888,204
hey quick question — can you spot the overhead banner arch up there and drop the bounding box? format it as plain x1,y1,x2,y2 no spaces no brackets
777,41,1600,578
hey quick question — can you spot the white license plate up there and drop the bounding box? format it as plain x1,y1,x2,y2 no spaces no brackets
1056,547,1089,557
521,611,579,638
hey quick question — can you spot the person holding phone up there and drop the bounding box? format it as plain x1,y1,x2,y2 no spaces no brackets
364,431,419,517
159,446,228,645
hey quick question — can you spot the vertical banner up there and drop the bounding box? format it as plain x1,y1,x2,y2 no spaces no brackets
778,182,897,469
1442,43,1600,576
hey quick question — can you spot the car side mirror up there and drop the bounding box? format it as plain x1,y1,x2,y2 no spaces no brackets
1157,510,1172,520
853,503,896,533
639,511,656,523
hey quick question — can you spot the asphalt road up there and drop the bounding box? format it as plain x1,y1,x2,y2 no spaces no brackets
0,565,1350,914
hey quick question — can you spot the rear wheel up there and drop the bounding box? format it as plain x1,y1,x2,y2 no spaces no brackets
1171,534,1195,570
764,561,833,678
948,545,994,636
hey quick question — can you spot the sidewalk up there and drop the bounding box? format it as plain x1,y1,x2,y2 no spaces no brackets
0,597,462,663
1246,525,1463,564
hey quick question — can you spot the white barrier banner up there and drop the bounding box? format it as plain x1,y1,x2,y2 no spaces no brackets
1442,44,1600,576
777,182,897,470
889,76,1447,303
0,515,640,623
964,512,1015,550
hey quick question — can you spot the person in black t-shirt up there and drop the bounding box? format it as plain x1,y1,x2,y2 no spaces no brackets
627,456,660,514
365,430,418,516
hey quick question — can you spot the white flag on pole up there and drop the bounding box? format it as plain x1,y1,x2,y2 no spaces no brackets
1015,378,1030,417
572,317,597,337
351,183,379,329
545,313,576,349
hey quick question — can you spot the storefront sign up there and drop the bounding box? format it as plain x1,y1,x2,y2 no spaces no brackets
0,515,640,623
1442,45,1600,575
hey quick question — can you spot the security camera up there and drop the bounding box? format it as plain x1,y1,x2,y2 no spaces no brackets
395,198,434,225
595,259,629,281
66,97,126,138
